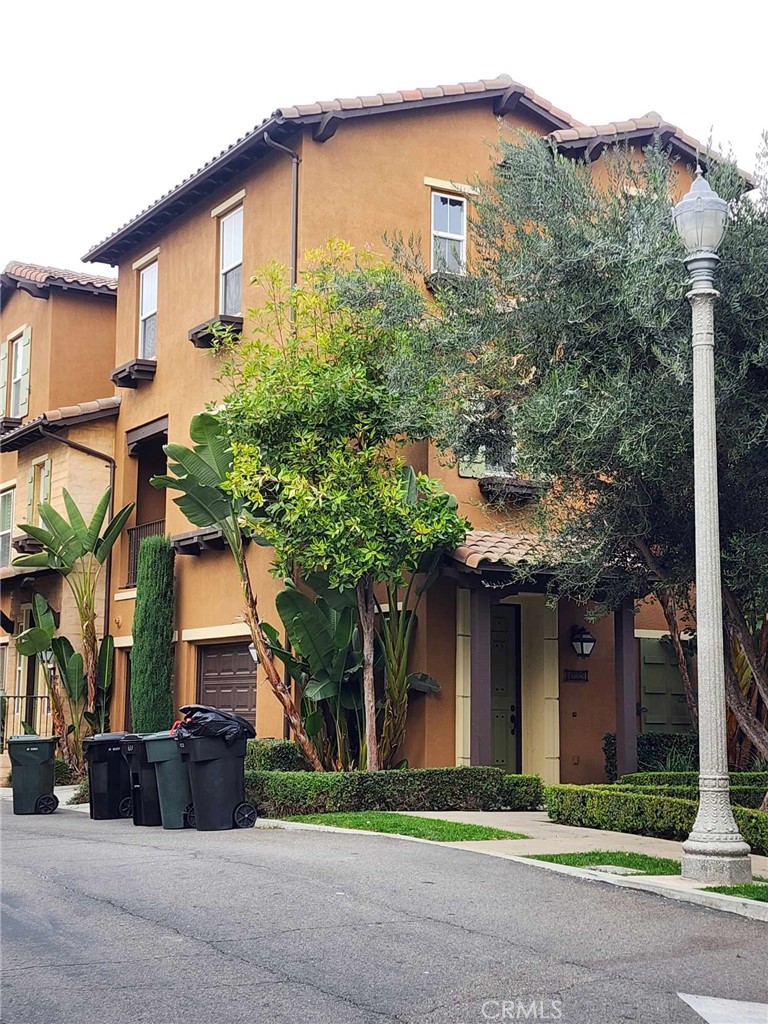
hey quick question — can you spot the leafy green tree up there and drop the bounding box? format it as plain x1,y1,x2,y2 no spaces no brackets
13,488,133,713
130,535,175,732
151,413,324,771
220,243,467,770
422,131,768,763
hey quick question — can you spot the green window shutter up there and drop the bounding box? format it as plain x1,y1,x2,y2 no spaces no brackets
25,466,35,526
0,342,8,416
40,458,52,506
18,327,31,417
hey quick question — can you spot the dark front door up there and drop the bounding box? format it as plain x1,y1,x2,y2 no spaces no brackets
490,604,521,772
198,643,256,725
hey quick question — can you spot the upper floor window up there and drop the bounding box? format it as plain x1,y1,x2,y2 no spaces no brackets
220,207,243,316
2,327,32,419
431,192,466,274
139,263,158,359
0,487,14,567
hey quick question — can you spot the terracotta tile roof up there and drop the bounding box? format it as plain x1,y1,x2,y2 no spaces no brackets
3,261,117,293
0,397,121,451
452,529,544,570
83,74,580,266
275,74,579,126
549,115,755,184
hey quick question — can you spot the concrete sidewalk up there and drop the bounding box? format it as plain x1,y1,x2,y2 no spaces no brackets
402,809,768,876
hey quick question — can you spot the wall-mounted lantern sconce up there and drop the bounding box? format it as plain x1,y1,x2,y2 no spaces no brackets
571,625,596,659
248,643,259,665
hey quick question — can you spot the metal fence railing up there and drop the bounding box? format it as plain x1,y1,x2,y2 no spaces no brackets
126,519,166,586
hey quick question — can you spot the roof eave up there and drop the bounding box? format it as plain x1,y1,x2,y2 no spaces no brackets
0,404,121,452
83,89,575,267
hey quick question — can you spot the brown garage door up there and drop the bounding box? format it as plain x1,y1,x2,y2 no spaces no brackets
198,643,256,725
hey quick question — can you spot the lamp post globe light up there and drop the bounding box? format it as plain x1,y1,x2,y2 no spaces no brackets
672,168,752,884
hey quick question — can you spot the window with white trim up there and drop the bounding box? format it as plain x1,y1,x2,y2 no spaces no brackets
138,262,158,359
0,488,13,567
10,337,24,416
431,192,466,274
219,207,243,315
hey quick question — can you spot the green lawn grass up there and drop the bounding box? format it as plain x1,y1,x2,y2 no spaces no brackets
701,882,768,903
525,850,681,875
286,811,527,841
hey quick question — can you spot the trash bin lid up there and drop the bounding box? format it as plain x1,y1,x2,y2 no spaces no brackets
143,730,180,763
7,734,58,746
85,732,130,744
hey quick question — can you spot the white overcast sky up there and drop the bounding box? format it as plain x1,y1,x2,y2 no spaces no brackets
2,0,765,277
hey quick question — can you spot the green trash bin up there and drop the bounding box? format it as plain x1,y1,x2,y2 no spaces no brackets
143,730,193,829
7,736,59,815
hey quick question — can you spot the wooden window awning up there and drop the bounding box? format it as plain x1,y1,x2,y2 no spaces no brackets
172,527,227,556
111,358,157,389
188,315,243,349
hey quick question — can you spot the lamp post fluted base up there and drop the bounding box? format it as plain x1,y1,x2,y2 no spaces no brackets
682,772,752,884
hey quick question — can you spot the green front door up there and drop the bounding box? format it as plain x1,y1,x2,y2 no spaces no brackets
490,604,520,772
640,638,693,734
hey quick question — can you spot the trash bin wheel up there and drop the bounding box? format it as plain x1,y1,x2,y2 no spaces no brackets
183,803,196,829
35,794,59,815
118,796,133,818
233,802,257,829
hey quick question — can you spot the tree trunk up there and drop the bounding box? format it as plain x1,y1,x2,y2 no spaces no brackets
722,587,768,706
723,655,768,758
357,578,379,772
239,558,324,772
82,615,98,713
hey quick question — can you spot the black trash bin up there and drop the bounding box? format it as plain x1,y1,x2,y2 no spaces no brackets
7,736,59,815
175,705,257,831
84,732,133,820
121,735,162,826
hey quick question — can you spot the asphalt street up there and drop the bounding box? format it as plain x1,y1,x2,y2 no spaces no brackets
1,803,766,1024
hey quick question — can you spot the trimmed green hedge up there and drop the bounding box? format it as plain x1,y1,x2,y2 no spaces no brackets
612,783,766,810
245,767,543,818
620,771,768,789
67,766,543,816
545,784,768,856
245,739,310,773
603,732,698,782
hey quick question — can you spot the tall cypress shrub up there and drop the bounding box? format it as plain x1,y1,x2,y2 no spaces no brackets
130,535,175,732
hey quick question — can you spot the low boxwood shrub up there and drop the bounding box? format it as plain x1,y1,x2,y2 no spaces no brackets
496,773,544,810
602,732,698,782
613,782,766,810
245,739,310,773
65,765,543,815
620,770,768,789
545,784,768,856
245,766,543,818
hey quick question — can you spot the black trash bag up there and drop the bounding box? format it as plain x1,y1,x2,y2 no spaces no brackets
175,705,256,745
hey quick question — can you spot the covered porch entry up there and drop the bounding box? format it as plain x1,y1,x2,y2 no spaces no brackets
449,532,641,784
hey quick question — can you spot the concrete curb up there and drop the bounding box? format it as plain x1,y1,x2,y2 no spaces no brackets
254,816,768,923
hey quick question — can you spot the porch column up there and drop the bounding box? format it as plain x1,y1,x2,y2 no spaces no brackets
614,597,638,777
470,588,492,765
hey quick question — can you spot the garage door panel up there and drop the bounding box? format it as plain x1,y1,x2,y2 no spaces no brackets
198,643,256,724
